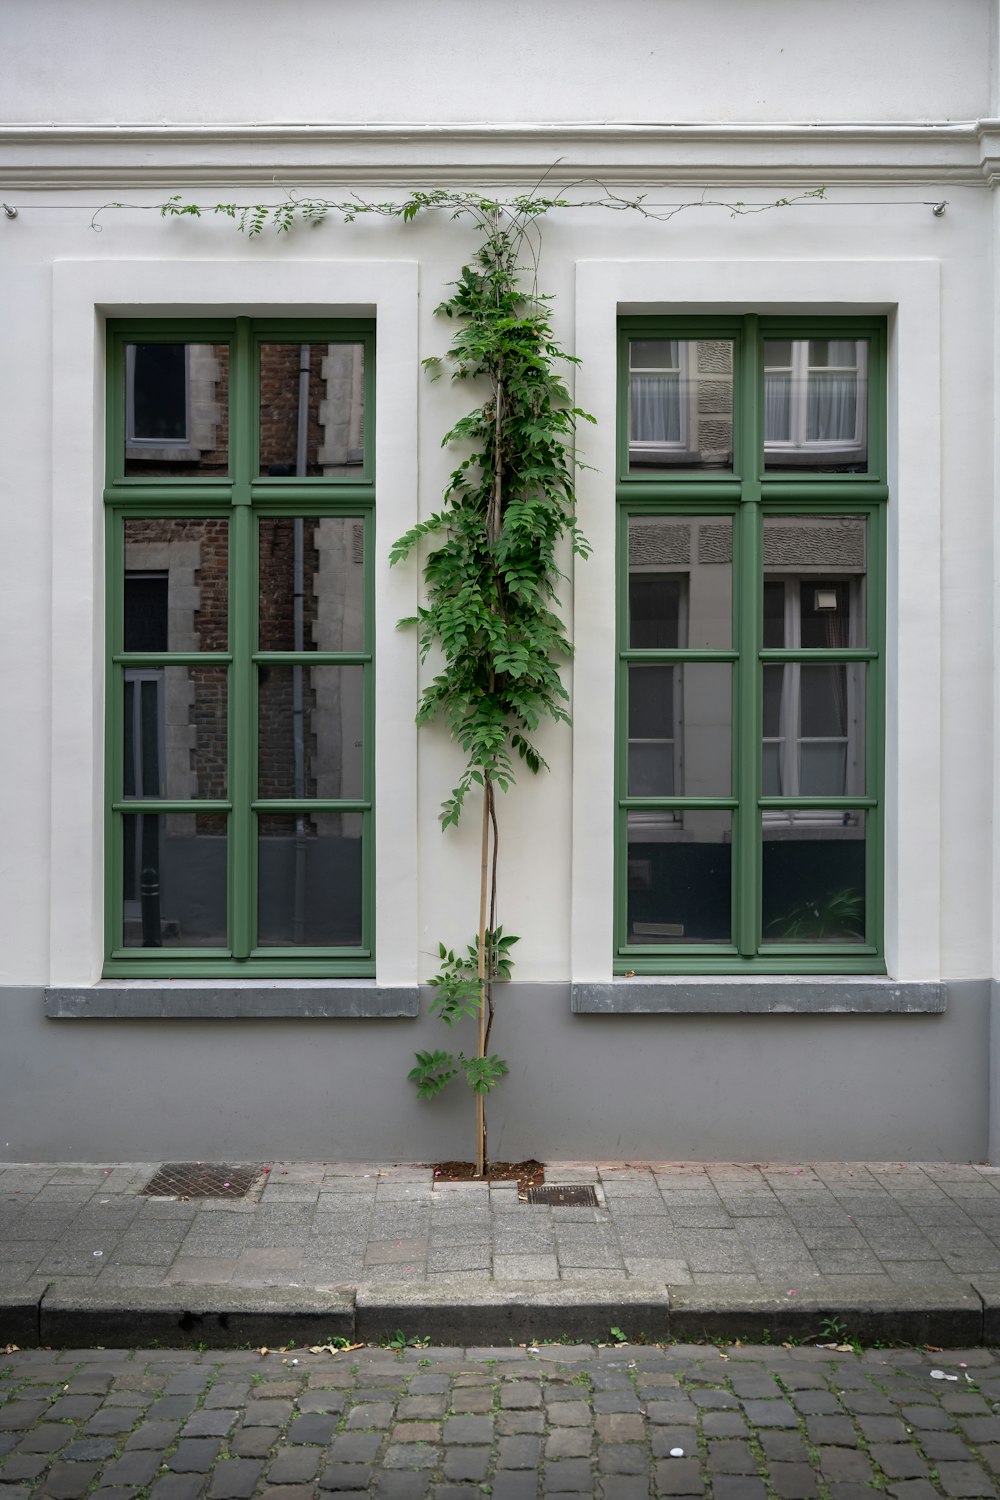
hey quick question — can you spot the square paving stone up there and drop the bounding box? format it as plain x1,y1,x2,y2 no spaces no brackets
742,1399,798,1427
491,1476,540,1500
318,1463,372,1490
548,1401,591,1427
497,1435,543,1468
443,1448,490,1481
712,1479,768,1500
328,1432,383,1464
0,1455,49,1482
442,1416,493,1444
901,1405,955,1431
806,1416,858,1446
920,1434,976,1461
547,1429,591,1459
653,1457,703,1494
124,1421,181,1451
599,1442,649,1475
383,1443,440,1469
207,1458,265,1498
100,1452,163,1486
16,1422,74,1452
267,1447,323,1482
33,1461,103,1498
870,1445,930,1480
286,1413,338,1443
934,1462,998,1497
767,1461,819,1498
167,1438,222,1472
499,1410,545,1435
344,1401,395,1429
708,1441,757,1474
759,1433,810,1464
62,1437,119,1462
151,1477,215,1500
183,1407,238,1436
818,1449,876,1483
543,1456,595,1490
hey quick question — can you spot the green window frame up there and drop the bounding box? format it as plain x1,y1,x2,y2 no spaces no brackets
616,315,886,973
104,317,376,976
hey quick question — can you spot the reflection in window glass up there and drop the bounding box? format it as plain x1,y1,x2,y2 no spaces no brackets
124,343,229,476
259,343,365,477
628,516,732,649
764,339,868,471
628,339,734,471
123,519,229,651
627,811,732,944
628,664,732,797
257,812,363,947
121,812,227,948
123,667,228,801
762,516,866,648
258,665,364,800
258,517,365,652
762,811,866,944
762,664,866,797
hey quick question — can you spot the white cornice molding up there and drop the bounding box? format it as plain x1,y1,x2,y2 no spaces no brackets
0,119,992,189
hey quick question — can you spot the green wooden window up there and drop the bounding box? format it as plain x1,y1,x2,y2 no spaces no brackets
104,318,375,976
616,316,886,973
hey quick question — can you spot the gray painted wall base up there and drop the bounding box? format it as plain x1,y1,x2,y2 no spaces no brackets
0,980,990,1162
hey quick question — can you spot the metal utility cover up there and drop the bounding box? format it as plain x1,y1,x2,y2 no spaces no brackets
525,1185,600,1208
141,1163,261,1200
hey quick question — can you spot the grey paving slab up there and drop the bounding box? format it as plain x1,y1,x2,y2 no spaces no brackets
7,1159,1000,1346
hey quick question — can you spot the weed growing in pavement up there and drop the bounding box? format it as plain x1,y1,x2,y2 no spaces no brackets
382,1330,430,1357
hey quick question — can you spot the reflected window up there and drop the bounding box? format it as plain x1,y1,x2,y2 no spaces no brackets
628,339,734,471
764,339,868,471
124,342,229,475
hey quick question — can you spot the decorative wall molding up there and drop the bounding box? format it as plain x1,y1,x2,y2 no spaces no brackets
0,120,993,189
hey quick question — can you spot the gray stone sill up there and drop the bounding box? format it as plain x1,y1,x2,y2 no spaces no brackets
571,977,946,1015
44,980,419,1020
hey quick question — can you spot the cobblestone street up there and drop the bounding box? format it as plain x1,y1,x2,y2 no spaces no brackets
4,1341,1000,1498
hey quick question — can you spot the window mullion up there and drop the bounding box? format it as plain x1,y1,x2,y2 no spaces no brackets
229,319,254,959
736,315,762,957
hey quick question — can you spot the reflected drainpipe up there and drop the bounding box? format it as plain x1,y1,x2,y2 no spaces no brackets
293,346,310,942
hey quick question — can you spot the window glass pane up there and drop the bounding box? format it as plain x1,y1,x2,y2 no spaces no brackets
762,516,866,647
763,339,868,471
628,664,731,796
627,810,732,944
628,339,734,472
762,664,865,797
761,810,866,944
124,343,229,476
122,666,227,799
257,812,363,946
258,665,364,799
628,516,732,648
259,342,365,477
258,517,365,652
121,811,227,947
123,519,229,651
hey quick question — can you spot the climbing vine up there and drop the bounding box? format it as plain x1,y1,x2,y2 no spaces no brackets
94,181,824,1173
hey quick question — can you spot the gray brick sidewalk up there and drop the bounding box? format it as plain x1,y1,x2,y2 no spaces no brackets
4,1340,1000,1498
5,1161,1000,1347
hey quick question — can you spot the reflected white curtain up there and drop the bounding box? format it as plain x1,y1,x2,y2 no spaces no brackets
630,375,681,442
807,373,858,441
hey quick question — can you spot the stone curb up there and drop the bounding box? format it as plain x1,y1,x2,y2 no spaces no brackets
1,1277,997,1349
37,1284,353,1349
354,1279,672,1345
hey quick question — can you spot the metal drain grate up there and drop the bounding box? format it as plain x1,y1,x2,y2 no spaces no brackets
142,1163,261,1200
525,1184,599,1208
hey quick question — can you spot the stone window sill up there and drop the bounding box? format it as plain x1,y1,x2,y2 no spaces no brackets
571,977,946,1015
44,981,419,1020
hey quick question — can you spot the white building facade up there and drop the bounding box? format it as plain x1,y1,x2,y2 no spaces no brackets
1,0,998,1161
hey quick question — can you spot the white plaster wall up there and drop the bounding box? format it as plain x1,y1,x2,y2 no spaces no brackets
0,0,996,996
2,0,991,126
